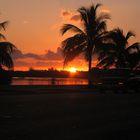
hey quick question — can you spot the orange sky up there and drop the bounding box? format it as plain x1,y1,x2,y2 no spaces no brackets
0,0,140,71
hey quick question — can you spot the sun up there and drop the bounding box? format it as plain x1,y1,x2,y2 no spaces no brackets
69,67,77,73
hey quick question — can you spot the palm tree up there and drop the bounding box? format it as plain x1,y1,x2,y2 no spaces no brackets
127,46,140,69
97,28,140,69
60,4,110,85
0,20,15,71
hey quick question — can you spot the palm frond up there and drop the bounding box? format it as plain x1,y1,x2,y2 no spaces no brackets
78,7,89,28
62,33,87,67
97,55,115,68
90,3,102,22
0,42,15,70
95,21,107,35
88,3,102,19
0,33,6,40
89,4,100,20
127,53,140,69
63,43,86,67
94,42,116,54
94,31,109,43
107,28,127,47
0,51,13,70
97,13,111,23
0,42,16,54
95,3,102,11
126,31,135,41
0,21,9,31
98,51,116,62
127,42,140,52
61,33,86,52
60,24,84,35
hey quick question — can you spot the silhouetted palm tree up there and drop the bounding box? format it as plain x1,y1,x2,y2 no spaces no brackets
0,21,15,71
60,4,110,85
97,28,140,69
127,46,140,69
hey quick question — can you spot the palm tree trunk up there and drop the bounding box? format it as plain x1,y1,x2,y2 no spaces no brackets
87,40,94,87
88,55,92,87
0,65,3,72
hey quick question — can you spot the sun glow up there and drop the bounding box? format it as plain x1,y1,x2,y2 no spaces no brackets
69,67,77,73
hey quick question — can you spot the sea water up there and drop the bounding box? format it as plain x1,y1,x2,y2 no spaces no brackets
12,77,88,85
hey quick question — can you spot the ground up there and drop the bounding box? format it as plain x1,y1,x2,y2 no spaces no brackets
0,85,140,140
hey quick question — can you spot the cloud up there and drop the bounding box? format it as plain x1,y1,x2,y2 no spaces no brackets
51,9,81,30
12,49,44,60
24,53,44,60
71,14,80,21
101,8,111,14
14,60,30,67
35,60,63,67
60,9,80,22
12,48,64,70
61,9,71,17
60,8,110,22
45,47,63,60
12,47,89,70
12,49,23,59
13,48,97,71
12,47,63,61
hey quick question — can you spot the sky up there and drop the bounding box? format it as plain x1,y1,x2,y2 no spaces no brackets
0,0,140,71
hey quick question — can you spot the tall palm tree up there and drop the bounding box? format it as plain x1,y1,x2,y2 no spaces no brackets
97,28,140,69
0,20,15,71
60,4,110,85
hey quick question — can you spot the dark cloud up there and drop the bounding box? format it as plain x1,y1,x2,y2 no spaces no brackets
12,47,63,61
71,14,80,21
60,9,81,22
14,60,63,69
13,48,63,69
35,61,63,67
61,10,71,17
12,49,44,60
14,60,30,67
12,49,24,59
45,47,63,60
24,53,44,60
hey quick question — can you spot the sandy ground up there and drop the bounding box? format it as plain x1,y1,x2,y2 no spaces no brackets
0,85,140,140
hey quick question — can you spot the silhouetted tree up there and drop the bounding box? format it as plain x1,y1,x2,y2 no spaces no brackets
127,45,140,69
97,28,140,69
0,20,15,71
60,4,110,85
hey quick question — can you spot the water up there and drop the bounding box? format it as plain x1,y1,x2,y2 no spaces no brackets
12,77,88,85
